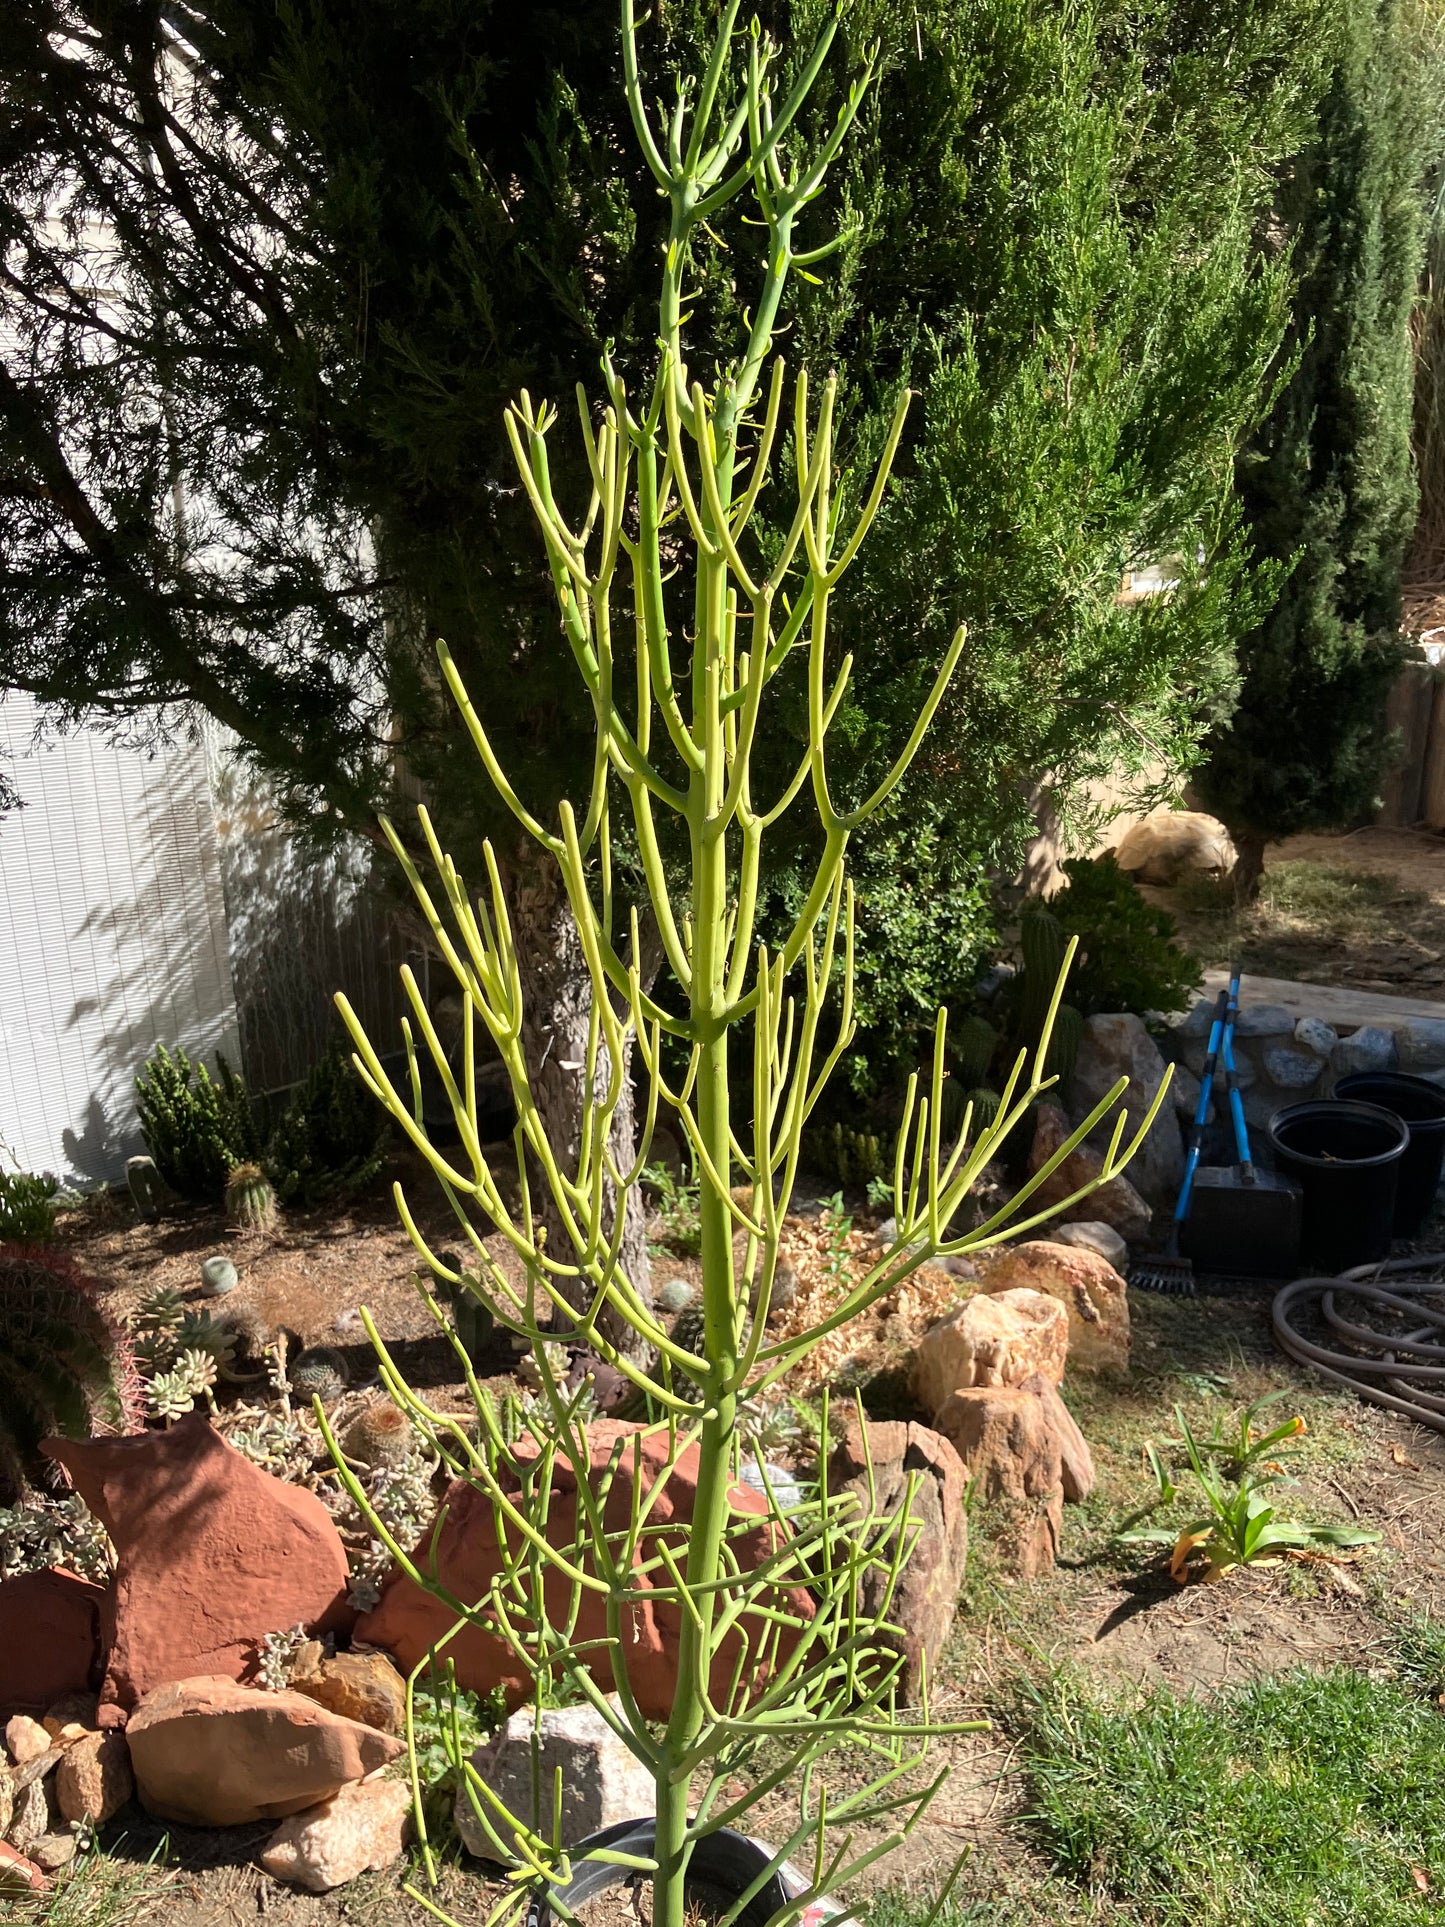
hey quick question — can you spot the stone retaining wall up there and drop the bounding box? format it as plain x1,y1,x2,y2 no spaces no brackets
1159,999,1445,1133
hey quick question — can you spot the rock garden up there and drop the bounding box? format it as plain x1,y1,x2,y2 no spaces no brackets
6,3,1445,1927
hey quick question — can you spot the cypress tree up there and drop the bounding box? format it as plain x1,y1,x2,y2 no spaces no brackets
1194,0,1424,897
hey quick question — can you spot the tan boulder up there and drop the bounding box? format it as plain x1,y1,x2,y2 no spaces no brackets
290,1649,406,1737
125,1676,404,1828
979,1241,1130,1375
257,1778,412,1892
357,1422,812,1719
1029,1375,1096,1503
1028,1103,1152,1245
56,1729,134,1827
911,1288,1067,1419
43,1413,353,1725
5,1715,50,1766
1113,809,1235,885
825,1421,969,1703
8,1777,53,1857
934,1378,1064,1578
0,1761,11,1839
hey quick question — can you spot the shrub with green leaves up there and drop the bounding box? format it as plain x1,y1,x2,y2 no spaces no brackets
0,1243,144,1497
265,1050,389,1205
1046,854,1203,1018
0,1168,60,1242
135,1044,260,1201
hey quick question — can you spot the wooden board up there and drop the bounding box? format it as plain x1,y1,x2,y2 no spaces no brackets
1200,967,1445,1032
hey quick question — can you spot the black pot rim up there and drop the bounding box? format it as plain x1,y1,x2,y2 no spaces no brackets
1334,1070,1445,1127
525,1821,819,1927
1267,1099,1410,1169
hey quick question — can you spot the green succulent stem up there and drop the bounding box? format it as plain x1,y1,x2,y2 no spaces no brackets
329,9,1167,1927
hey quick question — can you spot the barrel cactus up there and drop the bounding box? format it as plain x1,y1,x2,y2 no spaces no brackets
289,1346,350,1403
340,1397,414,1470
225,1162,278,1234
0,1244,145,1497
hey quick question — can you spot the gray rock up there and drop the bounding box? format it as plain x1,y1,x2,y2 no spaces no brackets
1170,1064,1211,1123
1044,1220,1129,1271
1397,1019,1445,1073
1181,1040,1254,1088
942,1255,978,1281
873,1216,898,1246
1294,1016,1338,1058
1069,1013,1185,1208
1179,998,1219,1039
1233,1003,1297,1039
1329,1025,1398,1077
657,1278,696,1314
455,1702,654,1859
738,1457,804,1517
1263,1047,1324,1091
1242,1086,1281,1135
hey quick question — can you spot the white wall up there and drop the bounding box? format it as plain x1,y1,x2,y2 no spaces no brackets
0,697,240,1184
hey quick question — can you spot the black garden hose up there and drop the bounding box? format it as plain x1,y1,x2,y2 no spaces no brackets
1272,1254,1445,1435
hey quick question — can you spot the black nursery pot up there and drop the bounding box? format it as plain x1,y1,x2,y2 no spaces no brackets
526,1822,830,1927
1266,1099,1409,1270
1334,1070,1445,1236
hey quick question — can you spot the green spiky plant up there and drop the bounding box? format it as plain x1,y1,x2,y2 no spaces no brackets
226,1161,278,1233
0,1244,145,1497
265,1050,389,1205
135,1044,260,1201
323,10,1164,1926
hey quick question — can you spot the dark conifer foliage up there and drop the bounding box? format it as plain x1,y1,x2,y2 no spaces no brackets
1195,0,1425,896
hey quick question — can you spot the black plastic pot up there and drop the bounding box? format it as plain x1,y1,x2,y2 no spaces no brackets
526,1821,835,1927
1334,1070,1445,1236
1266,1100,1409,1270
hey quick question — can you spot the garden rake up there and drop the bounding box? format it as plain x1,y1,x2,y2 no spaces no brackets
1130,988,1229,1295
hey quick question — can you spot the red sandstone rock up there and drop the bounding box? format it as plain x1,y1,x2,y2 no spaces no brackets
43,1413,353,1725
0,1841,51,1896
0,1569,103,1716
125,1676,404,1827
357,1421,814,1719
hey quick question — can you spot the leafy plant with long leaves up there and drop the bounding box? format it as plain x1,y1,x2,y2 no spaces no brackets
1122,1397,1378,1582
324,9,1164,1927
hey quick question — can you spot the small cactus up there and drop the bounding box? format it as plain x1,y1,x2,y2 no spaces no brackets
226,1162,278,1234
341,1397,415,1470
213,1299,273,1367
289,1346,350,1403
201,1254,239,1297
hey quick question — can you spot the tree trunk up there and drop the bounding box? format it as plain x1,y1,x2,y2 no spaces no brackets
1230,829,1268,905
507,849,653,1359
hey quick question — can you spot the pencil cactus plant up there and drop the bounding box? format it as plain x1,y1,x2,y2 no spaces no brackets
327,7,1163,1925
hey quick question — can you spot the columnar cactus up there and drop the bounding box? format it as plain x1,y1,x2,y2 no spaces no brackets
226,1161,278,1233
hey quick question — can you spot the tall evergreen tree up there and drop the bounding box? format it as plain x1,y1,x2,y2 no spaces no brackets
0,0,1330,1214
1194,0,1424,896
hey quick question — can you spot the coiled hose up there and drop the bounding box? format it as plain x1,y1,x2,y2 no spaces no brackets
1272,1254,1445,1435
